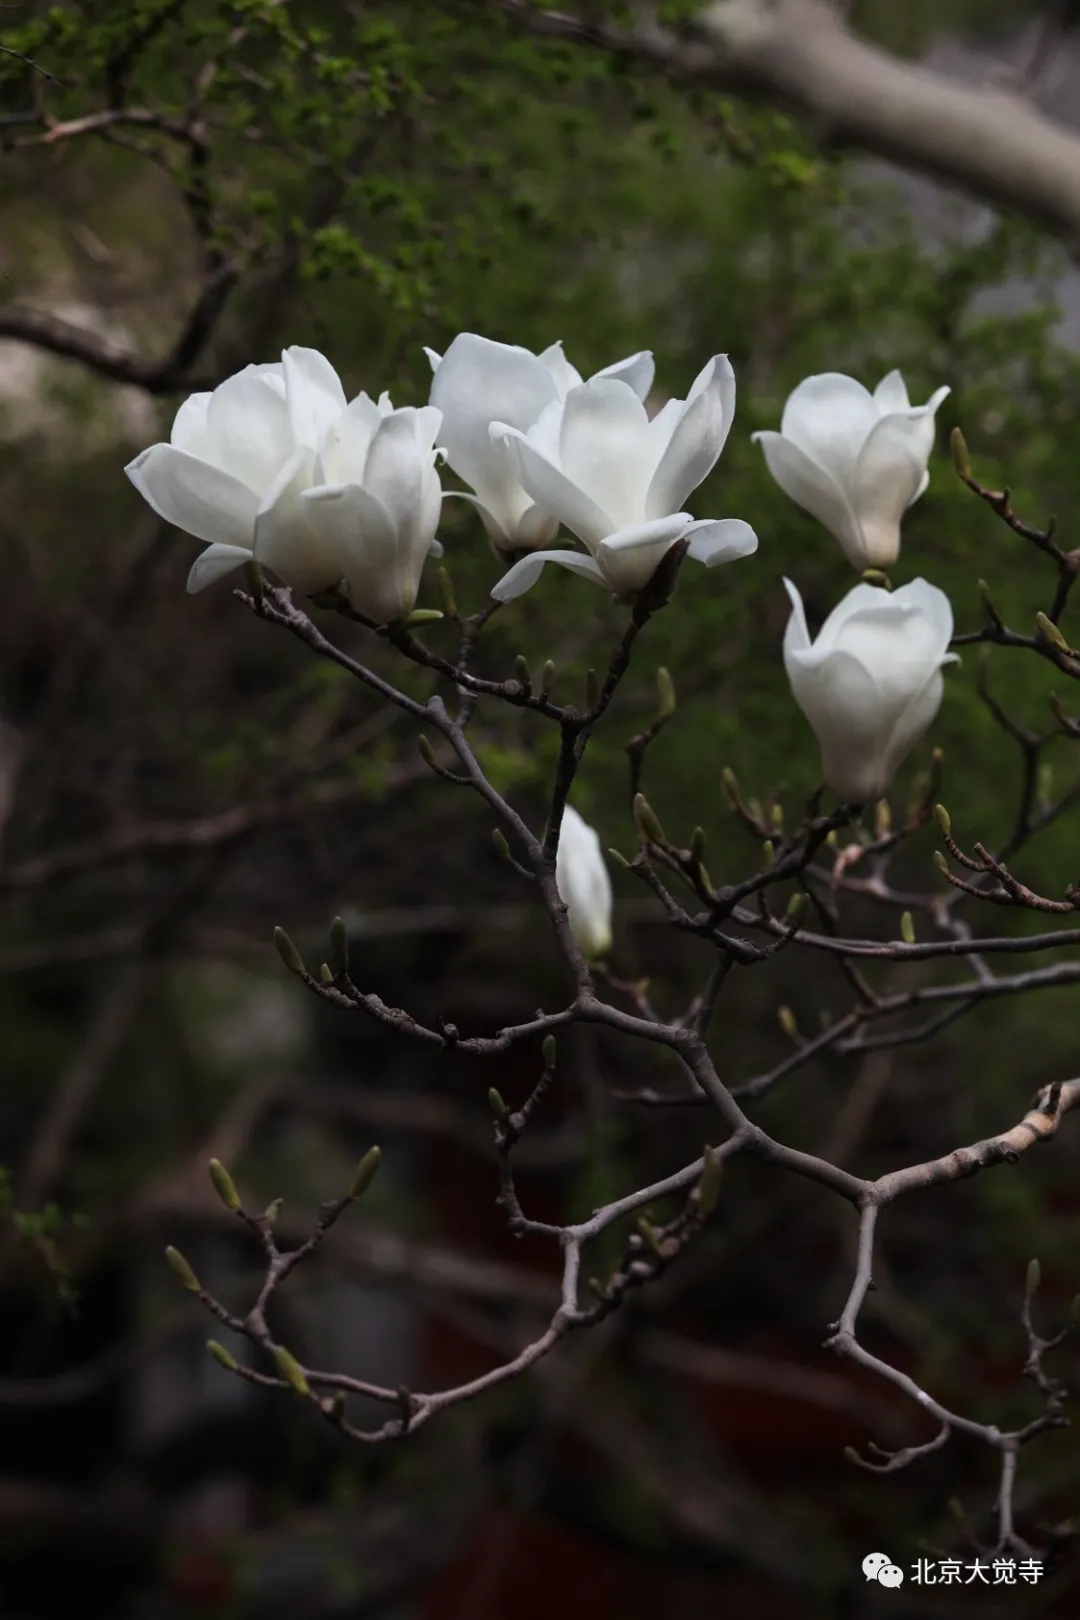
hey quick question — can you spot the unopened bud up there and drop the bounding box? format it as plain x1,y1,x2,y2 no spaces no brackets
492,828,512,863
873,799,891,839
770,801,784,835
977,578,997,616
585,668,598,708
242,558,265,599
761,839,774,870
514,655,531,690
696,1145,723,1217
690,827,706,865
935,803,951,837
843,1445,862,1467
656,666,676,719
778,1005,798,1039
329,916,349,978
488,1087,509,1122
207,1340,238,1372
633,793,666,844
263,1197,283,1223
319,962,334,984
1026,1257,1041,1298
721,767,740,809
348,1145,381,1200
607,846,631,869
900,911,916,945
540,660,555,699
950,425,971,478
636,1216,664,1258
417,734,438,769
273,926,307,979
933,850,949,874
786,891,806,922
402,608,443,627
208,1158,241,1213
542,1034,557,1069
436,566,458,619
587,1276,606,1300
861,569,892,591
273,1344,310,1396
165,1246,200,1293
1037,611,1071,652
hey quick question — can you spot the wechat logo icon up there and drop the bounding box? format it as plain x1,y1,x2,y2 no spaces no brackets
863,1553,904,1588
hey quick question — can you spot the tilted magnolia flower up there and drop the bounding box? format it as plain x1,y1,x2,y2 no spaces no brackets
783,576,956,804
555,805,613,959
126,348,444,619
488,356,757,601
753,371,950,570
426,333,655,553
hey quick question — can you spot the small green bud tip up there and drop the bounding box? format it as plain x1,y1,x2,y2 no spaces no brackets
319,962,333,984
242,558,265,596
607,846,630,869
690,827,705,863
861,569,892,591
273,926,306,979
542,1034,557,1070
514,655,531,687
762,839,774,870
935,803,951,837
402,608,443,627
900,911,916,945
207,1340,238,1372
417,734,437,768
541,659,555,696
786,892,806,921
636,1217,664,1258
950,426,971,478
778,1005,797,1038
329,915,348,977
696,1146,723,1217
263,1198,283,1223
273,1345,310,1396
208,1158,241,1213
328,1390,347,1419
633,793,665,843
348,1145,381,1201
1026,1257,1042,1298
587,1277,605,1299
165,1246,200,1293
488,1087,509,1122
436,567,458,618
656,666,676,719
933,850,949,874
1037,611,1071,652
843,1446,862,1467
492,829,511,860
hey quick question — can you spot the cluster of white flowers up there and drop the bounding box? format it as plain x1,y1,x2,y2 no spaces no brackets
126,335,954,959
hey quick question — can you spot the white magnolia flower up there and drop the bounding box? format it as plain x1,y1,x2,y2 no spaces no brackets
783,576,956,804
427,333,655,554
555,805,613,959
126,347,444,621
488,356,758,601
753,371,950,570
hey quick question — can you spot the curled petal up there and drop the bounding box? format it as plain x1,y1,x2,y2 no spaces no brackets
186,543,253,594
283,346,348,451
753,431,866,567
490,548,606,602
872,370,911,412
646,356,734,517
592,348,655,401
684,517,758,568
125,444,259,549
494,424,613,550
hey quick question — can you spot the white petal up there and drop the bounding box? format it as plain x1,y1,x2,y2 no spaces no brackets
253,445,341,594
423,346,442,373
782,576,812,656
591,349,655,401
852,415,939,566
556,805,613,958
364,410,427,544
170,392,212,456
282,346,347,451
429,333,558,515
186,543,252,594
301,482,420,623
495,424,613,550
539,340,583,398
125,444,259,548
646,356,734,518
789,648,893,803
881,669,945,787
319,392,384,485
873,370,911,413
203,367,294,495
595,514,691,594
754,431,867,567
558,379,653,531
890,577,954,651
779,372,879,486
490,548,606,602
684,517,758,567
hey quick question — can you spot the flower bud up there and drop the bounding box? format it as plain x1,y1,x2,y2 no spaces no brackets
935,803,951,837
950,425,970,478
165,1246,200,1293
696,1146,723,1217
402,608,444,627
273,1344,310,1396
900,911,916,944
542,1034,557,1069
488,1087,509,1122
207,1340,238,1372
1037,611,1071,652
633,793,666,844
933,850,949,874
540,660,556,698
1026,1257,1041,1298
208,1158,241,1213
656,666,676,719
348,1146,382,1200
273,926,307,979
329,915,349,978
778,1005,798,1039
514,655,531,690
436,566,458,619
319,962,333,984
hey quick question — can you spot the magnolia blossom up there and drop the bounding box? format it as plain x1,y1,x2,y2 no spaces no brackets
555,805,614,959
125,347,443,622
487,356,758,601
427,333,655,552
754,371,950,570
783,577,956,803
